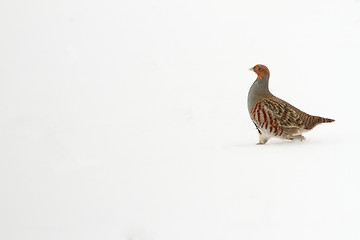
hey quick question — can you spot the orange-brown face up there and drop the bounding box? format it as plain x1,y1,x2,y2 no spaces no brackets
250,64,270,80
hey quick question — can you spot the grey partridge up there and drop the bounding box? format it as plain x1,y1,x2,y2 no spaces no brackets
248,64,334,144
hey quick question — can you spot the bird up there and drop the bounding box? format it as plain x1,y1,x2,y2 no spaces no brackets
248,64,334,144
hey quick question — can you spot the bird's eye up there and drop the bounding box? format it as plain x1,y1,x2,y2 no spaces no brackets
257,68,261,71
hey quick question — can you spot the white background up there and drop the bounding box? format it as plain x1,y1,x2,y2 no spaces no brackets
1,0,360,239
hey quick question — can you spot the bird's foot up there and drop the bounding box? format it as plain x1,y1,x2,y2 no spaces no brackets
288,135,305,141
257,135,269,145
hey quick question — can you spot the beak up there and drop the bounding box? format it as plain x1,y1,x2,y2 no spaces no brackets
249,67,254,71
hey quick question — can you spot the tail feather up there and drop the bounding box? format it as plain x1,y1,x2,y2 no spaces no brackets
319,117,335,123
304,116,335,130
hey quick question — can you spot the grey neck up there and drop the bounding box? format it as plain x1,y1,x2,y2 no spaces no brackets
250,76,271,96
247,75,272,110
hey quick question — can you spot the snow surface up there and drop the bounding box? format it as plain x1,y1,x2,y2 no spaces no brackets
1,0,360,239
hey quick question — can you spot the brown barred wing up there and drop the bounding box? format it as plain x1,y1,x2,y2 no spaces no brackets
262,98,306,135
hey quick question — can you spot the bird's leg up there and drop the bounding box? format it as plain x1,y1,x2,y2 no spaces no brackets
253,123,269,144
257,133,270,145
288,135,306,141
296,135,305,141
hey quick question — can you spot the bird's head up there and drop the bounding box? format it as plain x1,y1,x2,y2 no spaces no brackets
249,64,270,80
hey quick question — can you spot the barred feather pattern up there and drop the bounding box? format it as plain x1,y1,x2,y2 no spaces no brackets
250,97,334,139
248,64,335,144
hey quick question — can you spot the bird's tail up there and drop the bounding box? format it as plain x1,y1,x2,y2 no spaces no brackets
304,116,335,130
317,117,335,123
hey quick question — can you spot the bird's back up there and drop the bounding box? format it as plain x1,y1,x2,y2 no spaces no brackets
262,96,334,131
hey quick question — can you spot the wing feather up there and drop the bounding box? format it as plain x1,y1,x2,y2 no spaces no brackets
262,98,304,130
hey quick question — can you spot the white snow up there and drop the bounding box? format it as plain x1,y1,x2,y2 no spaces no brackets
1,0,360,239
